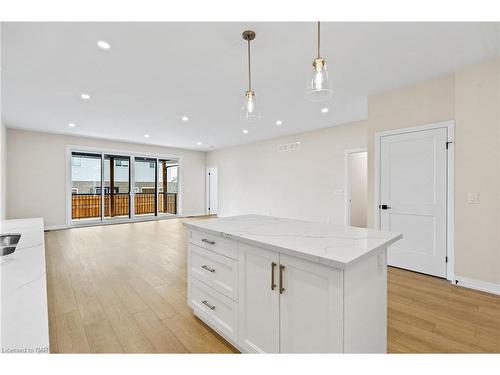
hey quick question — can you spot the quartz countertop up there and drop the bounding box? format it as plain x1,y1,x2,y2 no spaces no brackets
0,218,49,353
185,215,402,269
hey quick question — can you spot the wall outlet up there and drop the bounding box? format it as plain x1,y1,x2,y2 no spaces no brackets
467,192,479,204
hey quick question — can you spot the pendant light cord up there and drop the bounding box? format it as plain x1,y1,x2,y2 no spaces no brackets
317,21,321,58
247,39,252,92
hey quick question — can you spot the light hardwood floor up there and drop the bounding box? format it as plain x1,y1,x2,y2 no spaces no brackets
44,217,500,353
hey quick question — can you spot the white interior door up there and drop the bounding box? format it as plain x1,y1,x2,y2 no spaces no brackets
380,128,447,278
206,167,218,215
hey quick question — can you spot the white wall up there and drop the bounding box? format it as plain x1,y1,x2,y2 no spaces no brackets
454,60,500,284
0,123,6,221
6,129,207,227
207,121,367,224
0,23,6,221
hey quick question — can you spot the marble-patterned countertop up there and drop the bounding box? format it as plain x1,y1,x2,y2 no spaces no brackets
185,215,402,269
0,218,49,353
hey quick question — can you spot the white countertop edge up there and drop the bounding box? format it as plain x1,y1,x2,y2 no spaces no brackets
184,221,402,269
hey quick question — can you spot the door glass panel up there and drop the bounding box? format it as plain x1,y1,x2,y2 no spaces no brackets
134,157,157,216
104,155,130,219
158,159,178,215
71,152,102,221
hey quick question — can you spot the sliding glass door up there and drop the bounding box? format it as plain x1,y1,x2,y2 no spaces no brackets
71,152,102,222
134,157,157,216
70,150,179,224
104,155,130,220
158,159,178,215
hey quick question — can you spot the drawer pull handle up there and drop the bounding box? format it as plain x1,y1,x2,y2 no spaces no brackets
201,238,215,245
271,262,277,290
201,265,216,273
279,264,285,294
202,300,216,310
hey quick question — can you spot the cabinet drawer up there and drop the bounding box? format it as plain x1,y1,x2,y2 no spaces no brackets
188,229,237,260
189,278,238,343
189,243,238,301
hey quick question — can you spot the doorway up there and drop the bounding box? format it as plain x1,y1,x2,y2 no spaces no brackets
375,121,454,279
345,149,368,228
206,166,218,215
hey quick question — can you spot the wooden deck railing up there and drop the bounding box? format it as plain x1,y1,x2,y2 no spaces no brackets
72,193,177,220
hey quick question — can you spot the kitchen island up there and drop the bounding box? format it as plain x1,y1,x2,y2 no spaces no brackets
0,218,49,353
184,215,402,353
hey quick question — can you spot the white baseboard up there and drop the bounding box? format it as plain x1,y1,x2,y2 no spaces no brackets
44,213,209,231
44,224,69,231
454,276,500,296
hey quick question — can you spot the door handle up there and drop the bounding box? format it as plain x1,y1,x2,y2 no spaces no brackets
379,204,391,210
271,262,277,290
279,265,285,294
201,300,216,310
201,265,216,273
201,238,215,245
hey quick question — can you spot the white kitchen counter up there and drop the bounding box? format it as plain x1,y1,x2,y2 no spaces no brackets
184,215,402,269
0,218,49,353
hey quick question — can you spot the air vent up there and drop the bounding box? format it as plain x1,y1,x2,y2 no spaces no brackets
277,142,301,153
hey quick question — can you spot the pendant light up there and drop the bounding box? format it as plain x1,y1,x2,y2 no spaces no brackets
305,21,333,101
241,30,261,121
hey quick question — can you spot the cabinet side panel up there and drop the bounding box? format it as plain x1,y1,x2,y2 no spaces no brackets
344,248,387,353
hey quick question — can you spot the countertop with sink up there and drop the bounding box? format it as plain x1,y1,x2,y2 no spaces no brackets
0,218,49,353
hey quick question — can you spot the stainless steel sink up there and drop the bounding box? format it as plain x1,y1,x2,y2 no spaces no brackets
0,234,21,256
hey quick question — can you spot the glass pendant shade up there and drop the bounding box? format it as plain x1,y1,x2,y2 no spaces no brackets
305,57,333,102
240,90,261,121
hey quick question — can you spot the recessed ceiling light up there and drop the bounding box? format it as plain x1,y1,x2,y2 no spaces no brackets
196,142,202,146
80,93,91,100
144,134,150,138
181,116,189,122
242,129,249,134
321,107,329,113
275,120,283,126
68,123,76,128
97,40,111,50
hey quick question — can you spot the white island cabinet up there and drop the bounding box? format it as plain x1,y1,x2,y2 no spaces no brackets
184,215,401,353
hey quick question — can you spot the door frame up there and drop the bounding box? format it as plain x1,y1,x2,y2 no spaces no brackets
374,120,455,281
344,148,367,226
206,166,218,215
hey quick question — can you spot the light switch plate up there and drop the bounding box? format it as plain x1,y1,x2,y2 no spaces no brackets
467,192,479,204
333,189,344,196
378,252,385,266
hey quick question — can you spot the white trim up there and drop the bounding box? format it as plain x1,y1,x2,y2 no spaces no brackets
47,212,206,231
374,120,455,281
66,144,183,227
344,148,367,226
454,276,500,296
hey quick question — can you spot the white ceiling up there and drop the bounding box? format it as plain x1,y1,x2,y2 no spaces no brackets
2,22,499,150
